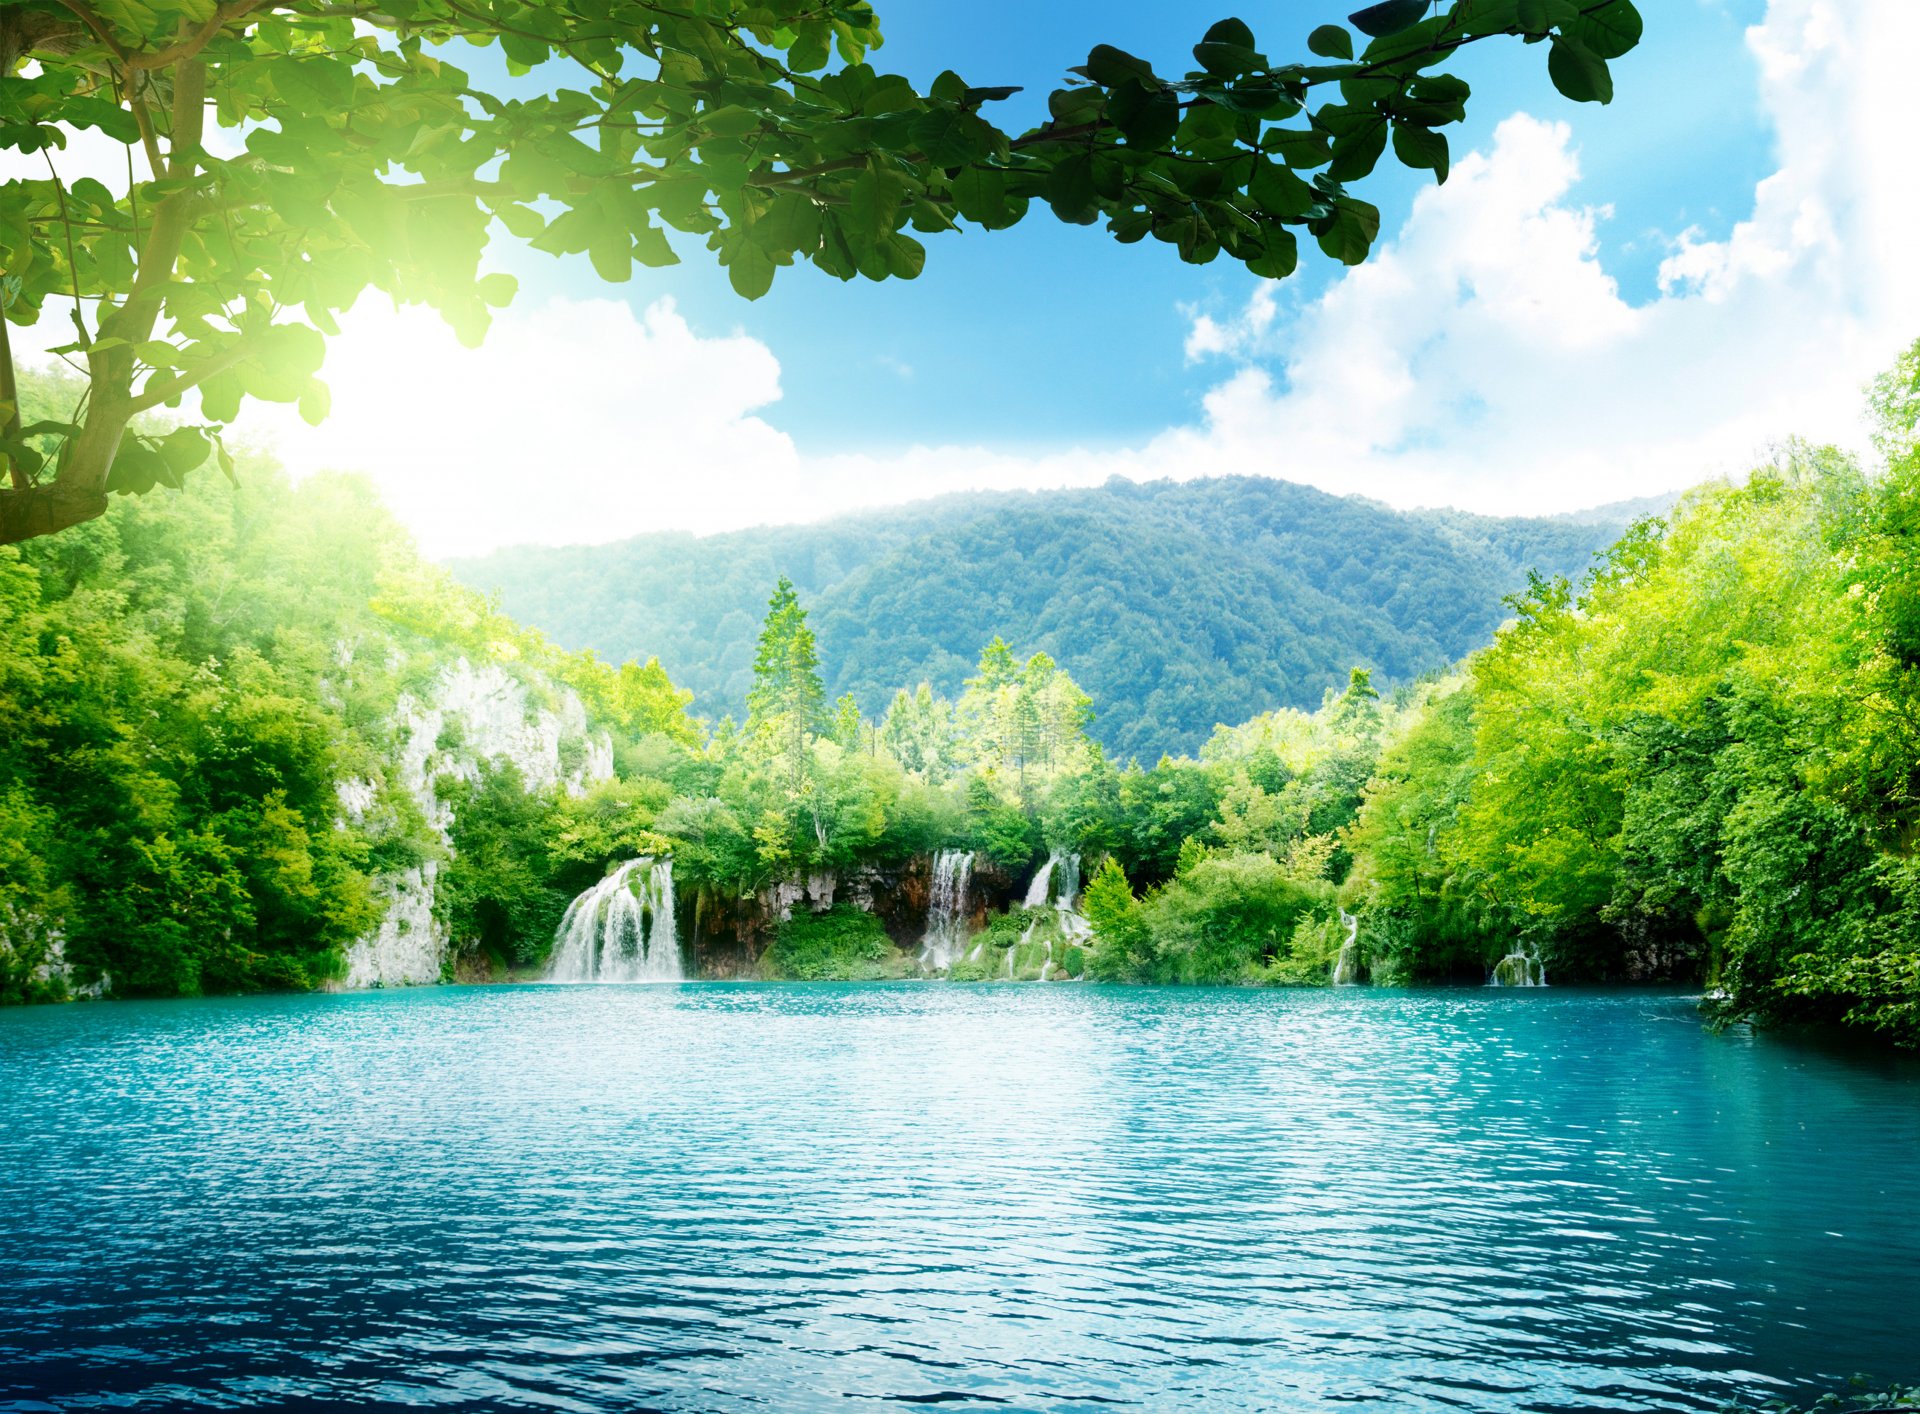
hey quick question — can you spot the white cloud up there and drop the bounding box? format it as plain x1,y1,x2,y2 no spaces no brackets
1184,283,1279,362
21,0,1920,551
1161,0,1920,514
249,297,798,557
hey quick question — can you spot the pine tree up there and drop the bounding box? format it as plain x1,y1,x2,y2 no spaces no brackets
831,693,863,750
746,577,826,786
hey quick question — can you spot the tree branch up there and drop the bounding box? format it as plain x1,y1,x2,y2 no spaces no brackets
127,0,277,71
0,481,110,544
126,339,260,413
0,313,26,492
49,0,131,64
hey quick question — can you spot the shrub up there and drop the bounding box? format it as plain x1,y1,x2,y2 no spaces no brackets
763,906,900,980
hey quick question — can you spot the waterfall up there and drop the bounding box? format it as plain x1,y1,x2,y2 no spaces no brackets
1023,850,1091,948
1330,910,1363,986
920,850,975,971
1489,940,1548,988
1023,850,1083,911
546,858,682,983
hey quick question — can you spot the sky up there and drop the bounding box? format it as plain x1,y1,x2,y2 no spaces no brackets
17,0,1920,558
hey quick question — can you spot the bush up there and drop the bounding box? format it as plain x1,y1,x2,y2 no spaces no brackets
1259,910,1347,986
1144,854,1322,984
763,906,901,980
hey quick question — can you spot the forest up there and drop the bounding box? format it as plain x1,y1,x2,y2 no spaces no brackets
454,477,1623,760
4,343,1920,1052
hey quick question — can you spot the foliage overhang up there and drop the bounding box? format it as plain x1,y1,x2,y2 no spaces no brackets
0,0,1641,544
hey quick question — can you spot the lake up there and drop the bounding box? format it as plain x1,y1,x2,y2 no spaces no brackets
2,985,1917,1411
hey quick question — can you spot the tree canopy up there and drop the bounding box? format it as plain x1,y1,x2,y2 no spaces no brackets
0,0,1642,543
455,475,1624,760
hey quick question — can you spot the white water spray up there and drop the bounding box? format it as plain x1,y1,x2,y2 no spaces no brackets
1331,910,1363,986
920,850,975,971
1489,940,1547,988
1024,850,1092,947
1024,850,1082,910
547,858,682,983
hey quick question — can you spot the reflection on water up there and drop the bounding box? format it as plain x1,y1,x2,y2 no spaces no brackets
3,985,1917,1411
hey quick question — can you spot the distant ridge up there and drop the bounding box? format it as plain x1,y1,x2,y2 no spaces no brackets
1549,490,1683,527
451,476,1631,759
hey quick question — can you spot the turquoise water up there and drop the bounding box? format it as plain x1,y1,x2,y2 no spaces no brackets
2,986,1917,1412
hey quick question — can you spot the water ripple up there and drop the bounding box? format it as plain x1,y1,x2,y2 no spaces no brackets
3,985,1918,1412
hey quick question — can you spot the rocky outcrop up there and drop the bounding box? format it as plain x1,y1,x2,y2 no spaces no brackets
0,910,106,1001
685,852,1032,978
339,656,615,988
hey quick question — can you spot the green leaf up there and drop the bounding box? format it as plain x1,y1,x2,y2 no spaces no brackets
1391,123,1450,182
1398,73,1472,126
881,234,926,280
1194,40,1265,76
1176,103,1241,158
1307,25,1354,60
1108,208,1153,243
495,204,546,240
62,96,139,144
1262,127,1333,169
1567,0,1643,60
0,437,45,480
632,221,678,268
157,426,211,475
199,372,242,426
699,105,762,138
476,272,518,308
588,232,632,282
105,442,170,496
1315,198,1380,264
1327,118,1389,182
1044,152,1099,225
951,167,1023,229
910,108,994,168
1547,34,1614,103
1349,0,1431,38
726,243,776,299
1203,18,1257,48
298,379,331,428
1246,226,1298,280
1108,79,1181,148
1085,44,1157,88
1249,159,1315,218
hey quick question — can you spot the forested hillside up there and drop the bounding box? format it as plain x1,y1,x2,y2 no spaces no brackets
453,478,1624,759
0,374,696,1002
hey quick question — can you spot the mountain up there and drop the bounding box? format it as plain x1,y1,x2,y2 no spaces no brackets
450,476,1628,760
1550,491,1683,527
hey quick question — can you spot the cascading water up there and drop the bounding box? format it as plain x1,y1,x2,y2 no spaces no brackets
1489,940,1548,988
920,850,975,972
1023,850,1084,911
546,858,682,983
1024,850,1091,949
1330,910,1363,986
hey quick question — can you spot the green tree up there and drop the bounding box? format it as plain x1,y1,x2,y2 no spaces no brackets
1,1,1642,544
831,692,863,750
746,576,825,786
1083,856,1151,982
575,654,701,747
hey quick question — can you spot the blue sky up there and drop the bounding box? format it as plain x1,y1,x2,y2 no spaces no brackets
501,1,1776,453
23,0,1896,555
